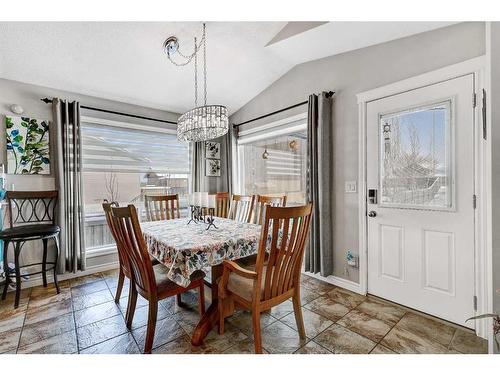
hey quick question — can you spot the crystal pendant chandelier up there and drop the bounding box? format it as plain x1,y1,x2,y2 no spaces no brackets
164,23,228,142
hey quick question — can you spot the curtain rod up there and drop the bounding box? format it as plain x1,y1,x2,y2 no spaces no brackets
232,91,334,128
40,98,178,125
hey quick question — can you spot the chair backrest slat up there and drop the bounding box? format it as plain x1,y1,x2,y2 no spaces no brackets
144,194,180,222
251,195,286,225
254,204,313,302
228,194,255,223
263,217,281,300
275,217,291,295
213,192,229,218
282,217,300,293
6,190,58,227
111,205,156,296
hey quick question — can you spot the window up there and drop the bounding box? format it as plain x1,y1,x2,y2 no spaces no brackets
82,119,190,252
379,100,453,210
237,117,307,206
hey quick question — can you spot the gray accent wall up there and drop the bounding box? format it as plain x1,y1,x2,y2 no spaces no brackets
489,22,500,352
0,78,180,269
230,22,486,283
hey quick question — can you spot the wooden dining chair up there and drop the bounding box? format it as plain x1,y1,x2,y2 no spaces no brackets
110,204,206,353
218,203,313,354
105,201,187,327
213,192,229,218
227,194,255,223
250,195,287,225
144,194,180,221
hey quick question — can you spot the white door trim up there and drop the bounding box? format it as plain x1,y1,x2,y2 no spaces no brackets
356,56,492,340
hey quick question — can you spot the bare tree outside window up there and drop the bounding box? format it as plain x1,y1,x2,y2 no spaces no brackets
380,101,451,209
104,171,119,203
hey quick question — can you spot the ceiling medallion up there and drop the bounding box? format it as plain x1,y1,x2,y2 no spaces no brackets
164,23,228,142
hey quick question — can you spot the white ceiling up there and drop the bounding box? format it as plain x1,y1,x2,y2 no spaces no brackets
0,22,455,115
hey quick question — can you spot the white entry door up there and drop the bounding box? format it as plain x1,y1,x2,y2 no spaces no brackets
366,74,475,327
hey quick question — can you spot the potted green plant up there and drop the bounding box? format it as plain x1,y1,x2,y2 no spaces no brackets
466,313,500,349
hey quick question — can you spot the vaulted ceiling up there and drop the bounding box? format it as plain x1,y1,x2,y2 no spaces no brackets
0,22,455,114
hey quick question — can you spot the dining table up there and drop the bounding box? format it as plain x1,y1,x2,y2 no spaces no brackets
140,216,262,346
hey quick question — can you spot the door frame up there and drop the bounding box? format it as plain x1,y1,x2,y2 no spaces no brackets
356,56,492,340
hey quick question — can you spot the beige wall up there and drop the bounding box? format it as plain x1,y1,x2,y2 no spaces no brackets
0,78,179,269
230,22,486,283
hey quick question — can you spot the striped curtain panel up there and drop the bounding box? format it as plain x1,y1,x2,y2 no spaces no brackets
305,92,334,276
223,126,238,196
52,99,86,273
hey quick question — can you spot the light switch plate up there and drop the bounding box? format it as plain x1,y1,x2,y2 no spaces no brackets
345,180,357,193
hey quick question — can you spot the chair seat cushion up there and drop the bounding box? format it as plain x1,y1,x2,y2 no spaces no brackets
0,224,60,240
153,264,205,294
227,265,267,302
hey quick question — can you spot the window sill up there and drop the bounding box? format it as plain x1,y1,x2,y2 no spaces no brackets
86,245,117,259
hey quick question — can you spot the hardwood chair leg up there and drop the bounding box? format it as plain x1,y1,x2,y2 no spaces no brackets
292,289,306,340
115,269,125,303
126,284,138,329
52,236,60,294
218,296,225,335
123,281,134,324
252,308,263,354
41,238,48,287
144,300,158,354
176,293,182,307
1,241,10,301
197,282,205,316
13,242,22,309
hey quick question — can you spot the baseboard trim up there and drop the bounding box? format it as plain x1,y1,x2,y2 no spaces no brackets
1,261,119,290
303,271,364,296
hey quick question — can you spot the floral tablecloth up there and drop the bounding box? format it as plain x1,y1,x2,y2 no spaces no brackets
141,218,262,287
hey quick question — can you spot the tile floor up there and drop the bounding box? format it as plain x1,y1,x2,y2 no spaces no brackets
0,269,488,354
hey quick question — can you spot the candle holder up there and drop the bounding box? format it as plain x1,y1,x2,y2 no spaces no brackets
187,205,217,230
205,207,218,230
187,205,202,225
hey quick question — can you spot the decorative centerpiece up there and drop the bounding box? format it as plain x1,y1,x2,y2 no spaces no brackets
187,192,217,230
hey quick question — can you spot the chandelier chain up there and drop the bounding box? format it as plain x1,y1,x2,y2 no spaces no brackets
194,37,198,108
166,26,205,67
203,23,207,106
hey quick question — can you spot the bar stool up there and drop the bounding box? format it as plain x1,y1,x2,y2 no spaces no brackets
0,191,60,308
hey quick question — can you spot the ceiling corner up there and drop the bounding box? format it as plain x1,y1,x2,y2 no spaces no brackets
265,21,329,47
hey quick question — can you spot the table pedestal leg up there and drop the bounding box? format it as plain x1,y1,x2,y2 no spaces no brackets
191,301,219,346
191,263,223,346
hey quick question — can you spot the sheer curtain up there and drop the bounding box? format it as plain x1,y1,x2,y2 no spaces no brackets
52,99,86,273
305,92,334,276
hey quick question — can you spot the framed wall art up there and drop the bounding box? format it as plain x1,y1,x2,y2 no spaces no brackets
5,115,51,175
205,159,221,177
205,141,220,159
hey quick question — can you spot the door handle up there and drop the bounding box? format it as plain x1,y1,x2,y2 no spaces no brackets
368,211,377,218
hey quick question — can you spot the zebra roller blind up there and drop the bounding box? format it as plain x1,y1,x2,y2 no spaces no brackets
81,121,190,175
